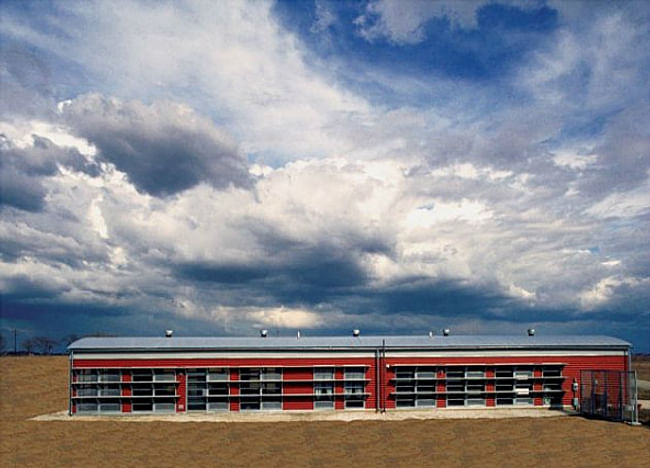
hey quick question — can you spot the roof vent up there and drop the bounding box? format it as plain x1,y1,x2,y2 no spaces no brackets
428,330,434,338
442,328,450,336
352,329,360,337
527,328,536,336
297,330,301,339
260,329,268,338
164,330,173,338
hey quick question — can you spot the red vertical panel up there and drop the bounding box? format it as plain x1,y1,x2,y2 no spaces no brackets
335,367,344,410
437,368,446,408
71,402,76,414
230,368,239,411
176,370,186,412
486,367,495,407
383,365,395,410
283,368,313,410
367,360,377,410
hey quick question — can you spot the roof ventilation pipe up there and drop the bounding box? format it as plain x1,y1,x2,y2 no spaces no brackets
260,329,268,338
428,330,434,338
352,329,360,337
164,330,173,338
442,328,450,336
297,330,301,339
527,328,536,336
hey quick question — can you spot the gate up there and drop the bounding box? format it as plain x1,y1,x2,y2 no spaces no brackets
579,370,638,423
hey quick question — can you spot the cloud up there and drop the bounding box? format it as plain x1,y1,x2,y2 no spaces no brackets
59,94,251,196
0,129,99,212
0,1,648,351
354,0,539,44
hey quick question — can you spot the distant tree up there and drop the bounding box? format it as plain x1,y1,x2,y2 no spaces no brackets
33,336,57,355
0,334,5,355
61,334,81,347
22,338,36,354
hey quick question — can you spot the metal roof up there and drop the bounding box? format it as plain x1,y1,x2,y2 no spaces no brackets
68,334,631,352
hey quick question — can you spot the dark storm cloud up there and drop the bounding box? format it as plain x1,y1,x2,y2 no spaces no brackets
0,134,99,212
61,94,252,197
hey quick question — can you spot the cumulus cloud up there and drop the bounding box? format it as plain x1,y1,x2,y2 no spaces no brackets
59,94,251,196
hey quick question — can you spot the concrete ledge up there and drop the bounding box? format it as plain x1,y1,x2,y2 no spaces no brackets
32,407,575,423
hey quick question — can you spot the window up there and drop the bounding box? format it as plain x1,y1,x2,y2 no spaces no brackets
416,367,436,379
543,367,562,377
344,368,365,409
344,367,365,380
132,400,153,412
154,370,175,382
208,383,228,396
154,384,176,396
396,397,415,408
446,368,464,379
98,401,121,412
416,398,435,407
77,401,98,413
496,368,513,378
466,382,485,393
514,382,533,405
207,368,228,381
466,397,485,406
239,368,282,411
314,368,334,380
261,368,282,381
240,369,260,381
153,400,175,412
132,384,153,396
98,370,120,382
98,385,120,397
77,370,97,383
77,385,98,397
132,370,153,382
396,367,415,380
514,368,534,379
465,367,484,378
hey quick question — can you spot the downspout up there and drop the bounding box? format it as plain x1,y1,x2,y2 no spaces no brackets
381,339,386,413
375,348,379,413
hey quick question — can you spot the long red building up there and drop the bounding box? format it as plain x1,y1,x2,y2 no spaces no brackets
68,333,631,415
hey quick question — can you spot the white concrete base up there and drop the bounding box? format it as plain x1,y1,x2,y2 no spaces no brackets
33,407,574,423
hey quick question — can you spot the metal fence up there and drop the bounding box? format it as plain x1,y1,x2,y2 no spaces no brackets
579,370,638,424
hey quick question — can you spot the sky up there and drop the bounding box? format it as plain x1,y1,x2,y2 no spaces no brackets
0,0,649,352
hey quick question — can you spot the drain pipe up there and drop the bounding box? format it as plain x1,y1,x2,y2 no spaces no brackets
381,339,386,413
375,348,380,413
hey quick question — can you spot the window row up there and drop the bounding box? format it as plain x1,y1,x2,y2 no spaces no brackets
393,365,564,380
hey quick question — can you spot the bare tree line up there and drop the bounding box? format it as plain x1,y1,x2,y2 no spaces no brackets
0,332,118,355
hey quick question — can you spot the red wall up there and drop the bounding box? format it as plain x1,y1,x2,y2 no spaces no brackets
72,352,627,412
283,368,313,410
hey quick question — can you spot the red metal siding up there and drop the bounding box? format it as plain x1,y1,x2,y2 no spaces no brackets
230,368,239,412
283,368,313,410
71,351,626,413
334,368,345,410
485,368,495,407
176,371,186,412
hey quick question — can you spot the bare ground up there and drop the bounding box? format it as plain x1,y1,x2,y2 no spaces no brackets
1,356,648,467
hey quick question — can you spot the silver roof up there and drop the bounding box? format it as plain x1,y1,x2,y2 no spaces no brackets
69,334,631,352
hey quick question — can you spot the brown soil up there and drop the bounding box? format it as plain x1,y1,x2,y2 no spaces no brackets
634,355,650,380
1,356,648,467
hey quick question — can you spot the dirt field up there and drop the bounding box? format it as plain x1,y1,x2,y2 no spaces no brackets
1,356,648,467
